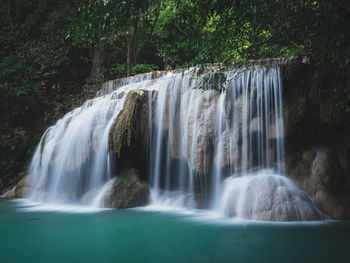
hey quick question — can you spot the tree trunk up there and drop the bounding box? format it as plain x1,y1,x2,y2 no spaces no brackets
89,33,104,82
125,2,160,77
126,34,133,77
125,10,140,77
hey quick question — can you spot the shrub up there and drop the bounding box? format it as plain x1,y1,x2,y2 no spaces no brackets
131,64,159,76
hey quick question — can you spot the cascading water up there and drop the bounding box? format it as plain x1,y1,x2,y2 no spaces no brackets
147,66,287,209
28,72,168,204
28,92,123,203
26,62,327,220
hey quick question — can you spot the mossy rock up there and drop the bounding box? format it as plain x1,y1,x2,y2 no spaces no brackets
109,89,149,156
109,167,150,209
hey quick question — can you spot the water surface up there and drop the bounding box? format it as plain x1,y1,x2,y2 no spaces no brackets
0,199,349,263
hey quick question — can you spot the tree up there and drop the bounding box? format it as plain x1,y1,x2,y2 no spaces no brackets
0,0,85,184
123,0,163,76
69,0,117,81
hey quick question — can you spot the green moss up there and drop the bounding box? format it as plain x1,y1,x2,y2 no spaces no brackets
196,72,227,92
129,89,138,97
108,90,149,156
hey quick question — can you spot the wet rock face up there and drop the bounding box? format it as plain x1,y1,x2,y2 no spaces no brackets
108,90,150,180
109,90,149,156
184,91,218,174
0,171,26,197
281,64,350,220
108,66,285,177
106,167,150,209
286,147,350,220
14,176,31,198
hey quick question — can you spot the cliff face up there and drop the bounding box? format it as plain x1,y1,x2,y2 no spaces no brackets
282,63,350,219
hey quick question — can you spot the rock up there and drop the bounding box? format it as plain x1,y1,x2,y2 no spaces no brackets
108,167,150,209
96,71,167,97
6,190,16,198
169,89,218,174
15,176,31,198
302,150,316,162
282,64,350,220
108,90,150,177
109,89,150,156
221,172,327,221
309,148,350,219
314,190,344,219
286,147,350,220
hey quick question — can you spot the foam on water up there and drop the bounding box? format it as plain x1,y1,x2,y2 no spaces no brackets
11,199,106,213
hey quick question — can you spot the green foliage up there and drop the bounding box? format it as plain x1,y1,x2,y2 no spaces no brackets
107,63,125,79
0,0,89,182
193,71,227,93
68,0,118,48
132,64,159,76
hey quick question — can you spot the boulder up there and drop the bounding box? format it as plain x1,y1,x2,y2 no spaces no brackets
221,172,327,221
15,176,31,198
109,90,149,156
286,147,350,219
6,190,16,198
107,167,150,209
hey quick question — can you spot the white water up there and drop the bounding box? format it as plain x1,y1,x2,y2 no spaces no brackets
91,177,117,207
28,94,123,203
147,66,286,210
25,63,327,220
1,185,16,197
27,71,175,204
219,169,327,221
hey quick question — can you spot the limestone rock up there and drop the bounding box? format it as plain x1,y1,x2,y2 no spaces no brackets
221,172,327,221
15,176,31,198
108,167,150,209
6,190,16,198
109,90,149,156
286,147,350,219
168,89,218,174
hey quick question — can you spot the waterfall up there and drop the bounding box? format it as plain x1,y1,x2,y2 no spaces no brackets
26,63,327,220
28,93,123,203
147,66,286,209
28,72,168,204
